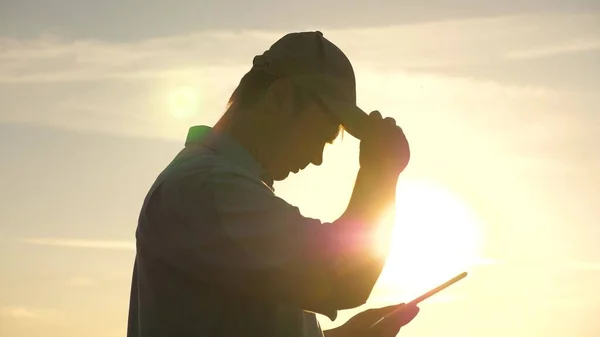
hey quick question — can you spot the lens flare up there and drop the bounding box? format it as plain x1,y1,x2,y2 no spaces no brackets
167,86,202,119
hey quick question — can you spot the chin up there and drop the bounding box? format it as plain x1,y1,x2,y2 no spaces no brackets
272,170,291,181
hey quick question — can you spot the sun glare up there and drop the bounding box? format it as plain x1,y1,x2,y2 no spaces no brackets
167,85,202,119
375,179,484,301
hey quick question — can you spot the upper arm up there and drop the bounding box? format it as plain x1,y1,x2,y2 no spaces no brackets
139,166,341,316
203,170,339,307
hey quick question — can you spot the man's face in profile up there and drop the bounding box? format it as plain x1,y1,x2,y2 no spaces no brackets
261,88,342,181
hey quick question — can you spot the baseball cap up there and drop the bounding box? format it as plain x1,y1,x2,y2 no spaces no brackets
252,31,370,140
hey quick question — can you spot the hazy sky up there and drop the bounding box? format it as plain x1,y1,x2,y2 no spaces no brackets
1,1,599,337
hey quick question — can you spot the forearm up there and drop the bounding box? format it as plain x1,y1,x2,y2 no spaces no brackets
323,168,400,309
338,167,399,232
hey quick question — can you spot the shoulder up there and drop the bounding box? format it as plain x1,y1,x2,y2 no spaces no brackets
175,146,266,188
152,146,272,205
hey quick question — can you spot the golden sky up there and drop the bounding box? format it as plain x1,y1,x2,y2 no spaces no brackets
1,2,599,337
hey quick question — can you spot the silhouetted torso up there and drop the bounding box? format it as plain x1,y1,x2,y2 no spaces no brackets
127,126,329,337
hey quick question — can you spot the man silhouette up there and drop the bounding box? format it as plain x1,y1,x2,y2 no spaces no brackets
127,31,419,337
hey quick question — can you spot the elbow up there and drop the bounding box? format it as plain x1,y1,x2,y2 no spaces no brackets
330,261,383,310
327,275,375,310
294,273,371,315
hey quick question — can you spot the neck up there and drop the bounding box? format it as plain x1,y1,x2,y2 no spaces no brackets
214,108,270,171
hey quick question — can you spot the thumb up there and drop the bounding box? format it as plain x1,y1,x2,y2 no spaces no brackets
389,304,420,326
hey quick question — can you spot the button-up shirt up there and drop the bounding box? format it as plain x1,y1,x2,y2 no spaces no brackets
127,125,380,337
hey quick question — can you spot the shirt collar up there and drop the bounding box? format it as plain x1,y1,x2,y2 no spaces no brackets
185,125,274,190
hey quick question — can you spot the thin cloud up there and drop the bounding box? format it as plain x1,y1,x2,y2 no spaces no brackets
0,307,37,319
2,48,581,144
0,12,597,152
0,31,274,84
506,39,600,60
0,306,65,320
0,13,597,84
20,237,135,250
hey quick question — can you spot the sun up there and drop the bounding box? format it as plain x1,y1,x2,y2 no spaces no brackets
374,178,483,301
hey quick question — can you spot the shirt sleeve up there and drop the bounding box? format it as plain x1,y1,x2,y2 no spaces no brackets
138,167,380,319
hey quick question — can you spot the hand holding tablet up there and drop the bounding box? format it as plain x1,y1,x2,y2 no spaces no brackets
369,271,468,328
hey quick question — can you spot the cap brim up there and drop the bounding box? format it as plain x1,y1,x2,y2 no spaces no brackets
285,73,369,139
319,95,369,140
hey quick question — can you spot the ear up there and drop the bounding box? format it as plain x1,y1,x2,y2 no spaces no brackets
264,78,295,118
